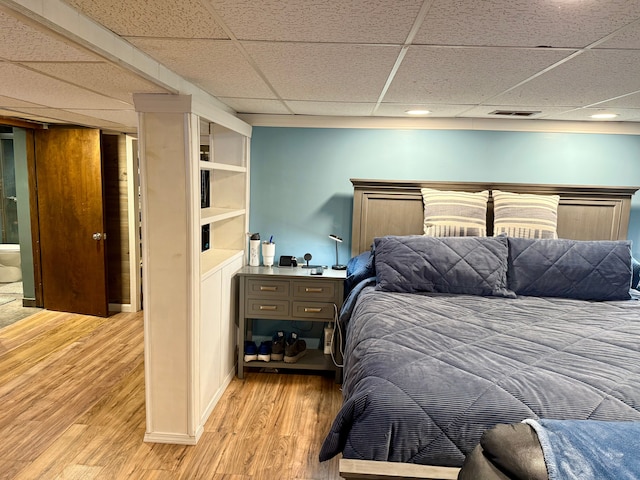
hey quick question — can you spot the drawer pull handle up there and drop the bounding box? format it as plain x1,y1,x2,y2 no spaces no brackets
259,305,277,311
305,287,323,293
304,307,322,313
260,286,277,292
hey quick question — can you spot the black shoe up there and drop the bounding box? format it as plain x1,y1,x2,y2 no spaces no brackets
284,332,307,363
271,331,286,361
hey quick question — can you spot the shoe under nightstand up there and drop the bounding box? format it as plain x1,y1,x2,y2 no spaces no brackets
236,265,346,382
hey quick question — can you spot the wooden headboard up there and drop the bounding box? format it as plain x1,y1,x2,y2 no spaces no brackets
351,179,639,257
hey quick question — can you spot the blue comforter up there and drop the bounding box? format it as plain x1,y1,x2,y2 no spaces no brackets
319,288,640,467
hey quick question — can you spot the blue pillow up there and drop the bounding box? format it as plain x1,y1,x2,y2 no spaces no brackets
339,250,377,325
374,235,514,297
507,237,632,301
344,250,375,297
632,257,640,290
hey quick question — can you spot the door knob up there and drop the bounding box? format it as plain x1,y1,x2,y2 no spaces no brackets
93,232,103,241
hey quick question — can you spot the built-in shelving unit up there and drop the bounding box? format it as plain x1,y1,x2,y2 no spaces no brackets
199,119,248,276
134,94,251,446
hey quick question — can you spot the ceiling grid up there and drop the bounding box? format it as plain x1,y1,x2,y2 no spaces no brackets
0,0,639,131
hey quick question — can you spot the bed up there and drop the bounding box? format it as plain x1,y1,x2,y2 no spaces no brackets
320,179,640,480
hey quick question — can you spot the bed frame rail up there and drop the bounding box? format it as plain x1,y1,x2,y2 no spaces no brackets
340,459,460,480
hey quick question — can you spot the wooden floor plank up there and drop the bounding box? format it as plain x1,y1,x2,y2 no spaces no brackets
53,465,104,480
0,309,343,479
0,309,62,350
0,314,107,383
0,460,29,480
14,424,94,480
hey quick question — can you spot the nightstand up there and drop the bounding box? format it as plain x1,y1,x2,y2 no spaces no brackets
237,266,346,382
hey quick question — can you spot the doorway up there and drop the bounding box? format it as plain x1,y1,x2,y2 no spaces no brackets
0,125,141,327
0,126,41,325
0,130,19,245
35,128,109,316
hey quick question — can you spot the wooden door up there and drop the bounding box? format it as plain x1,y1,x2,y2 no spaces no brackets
34,128,109,316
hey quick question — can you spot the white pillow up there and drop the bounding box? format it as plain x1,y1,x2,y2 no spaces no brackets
421,188,489,237
492,190,559,239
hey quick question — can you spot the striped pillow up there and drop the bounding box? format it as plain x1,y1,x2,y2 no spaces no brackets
492,190,559,239
421,188,489,237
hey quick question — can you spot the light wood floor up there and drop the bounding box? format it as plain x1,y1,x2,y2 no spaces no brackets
0,309,343,479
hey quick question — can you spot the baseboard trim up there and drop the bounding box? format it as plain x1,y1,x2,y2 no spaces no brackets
109,303,134,313
22,298,37,307
143,431,201,445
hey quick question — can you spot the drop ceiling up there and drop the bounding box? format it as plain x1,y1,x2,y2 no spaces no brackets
1,0,640,133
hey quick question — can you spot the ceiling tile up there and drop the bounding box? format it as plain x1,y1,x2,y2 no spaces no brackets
126,38,275,98
0,63,131,110
211,0,423,43
492,50,640,107
596,20,640,49
374,103,472,117
3,107,128,128
596,91,640,109
0,95,41,108
0,9,98,61
415,0,640,48
243,42,401,102
22,62,170,102
218,97,290,115
543,107,640,122
64,0,228,38
64,108,138,128
286,101,376,116
385,46,572,104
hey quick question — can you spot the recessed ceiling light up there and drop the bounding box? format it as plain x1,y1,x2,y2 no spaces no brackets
590,113,618,119
406,109,431,115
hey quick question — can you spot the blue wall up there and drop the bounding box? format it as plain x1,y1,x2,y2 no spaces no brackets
250,127,640,265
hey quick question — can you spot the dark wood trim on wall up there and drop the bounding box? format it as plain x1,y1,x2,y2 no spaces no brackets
102,133,131,305
0,117,45,130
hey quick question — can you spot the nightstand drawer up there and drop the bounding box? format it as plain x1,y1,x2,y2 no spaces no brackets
292,280,336,300
247,279,290,297
292,301,336,320
246,299,290,317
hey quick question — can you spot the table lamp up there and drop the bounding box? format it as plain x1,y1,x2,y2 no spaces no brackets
329,234,347,270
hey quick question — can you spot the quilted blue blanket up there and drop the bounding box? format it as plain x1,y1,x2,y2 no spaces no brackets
319,288,640,467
